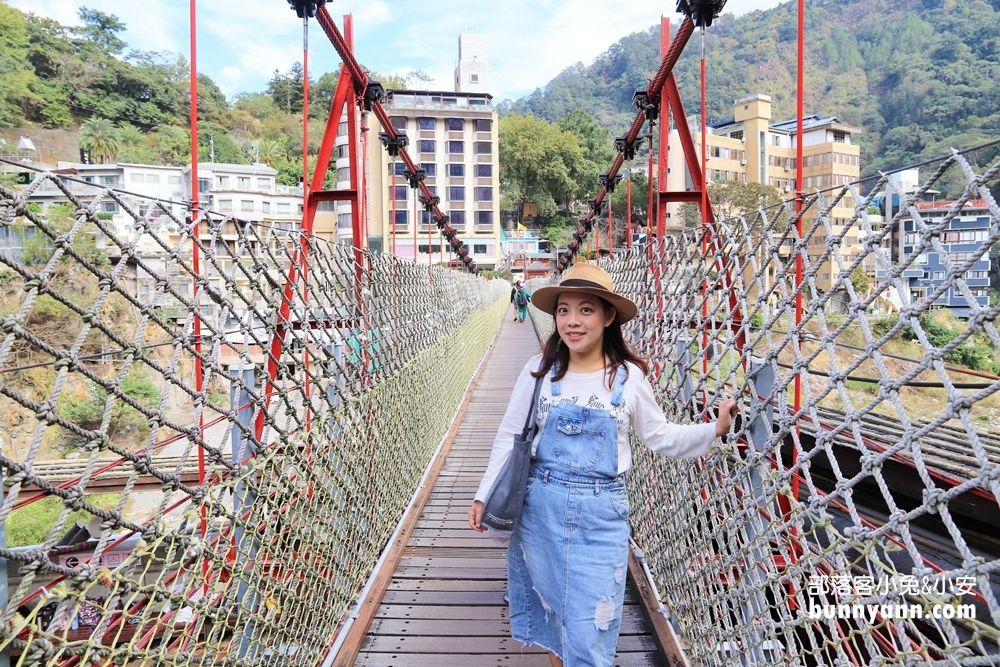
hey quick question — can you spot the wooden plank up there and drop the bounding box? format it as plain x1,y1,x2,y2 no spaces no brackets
366,615,651,637
397,557,507,568
354,652,662,667
375,604,649,622
359,634,659,653
388,579,508,592
376,604,510,620
330,333,503,667
380,589,641,607
392,567,508,580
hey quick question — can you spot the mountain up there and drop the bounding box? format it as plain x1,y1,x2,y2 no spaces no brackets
499,0,1000,179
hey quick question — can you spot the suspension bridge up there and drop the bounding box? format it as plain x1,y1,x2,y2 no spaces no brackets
1,0,1000,665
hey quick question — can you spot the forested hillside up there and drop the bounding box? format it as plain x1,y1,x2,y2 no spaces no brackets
0,2,405,184
501,0,1000,177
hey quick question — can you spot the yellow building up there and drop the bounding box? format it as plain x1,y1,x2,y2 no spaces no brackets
667,94,862,293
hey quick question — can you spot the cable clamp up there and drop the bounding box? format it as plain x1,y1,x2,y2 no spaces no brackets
378,131,408,157
599,172,624,194
632,90,659,121
614,136,638,161
403,168,426,189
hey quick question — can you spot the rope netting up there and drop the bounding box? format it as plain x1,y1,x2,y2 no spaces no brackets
0,172,507,665
530,149,1000,664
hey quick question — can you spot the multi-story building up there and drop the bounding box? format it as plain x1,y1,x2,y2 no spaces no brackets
667,94,862,293
356,35,501,270
888,198,992,317
454,34,488,94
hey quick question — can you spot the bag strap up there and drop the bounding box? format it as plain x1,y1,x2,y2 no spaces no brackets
519,370,545,438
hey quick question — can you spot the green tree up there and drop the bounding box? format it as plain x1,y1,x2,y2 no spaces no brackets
679,181,784,227
74,7,126,54
499,113,583,220
79,117,121,163
557,109,615,206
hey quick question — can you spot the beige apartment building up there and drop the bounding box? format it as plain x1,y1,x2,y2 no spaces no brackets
364,90,501,270
667,94,861,293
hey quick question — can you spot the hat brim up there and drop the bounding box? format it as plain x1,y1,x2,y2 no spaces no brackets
531,284,638,324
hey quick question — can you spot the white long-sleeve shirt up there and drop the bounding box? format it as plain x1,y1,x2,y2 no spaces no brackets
474,354,717,502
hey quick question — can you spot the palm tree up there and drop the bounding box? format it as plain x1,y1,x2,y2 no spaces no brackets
79,117,121,163
117,123,144,147
257,139,287,167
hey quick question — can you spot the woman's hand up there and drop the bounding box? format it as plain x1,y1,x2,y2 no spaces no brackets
469,500,486,533
715,398,737,438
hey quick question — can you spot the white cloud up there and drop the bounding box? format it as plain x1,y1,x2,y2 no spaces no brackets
10,0,789,102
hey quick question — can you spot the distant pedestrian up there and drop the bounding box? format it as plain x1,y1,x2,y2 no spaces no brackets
513,282,531,323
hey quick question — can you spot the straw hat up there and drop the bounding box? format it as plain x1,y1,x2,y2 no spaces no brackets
531,263,638,324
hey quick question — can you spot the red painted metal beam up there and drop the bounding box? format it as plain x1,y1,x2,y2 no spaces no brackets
314,7,477,273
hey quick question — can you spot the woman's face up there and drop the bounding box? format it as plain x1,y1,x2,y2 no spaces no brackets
555,293,616,359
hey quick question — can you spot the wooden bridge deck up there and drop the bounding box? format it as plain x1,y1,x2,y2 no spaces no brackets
349,305,666,667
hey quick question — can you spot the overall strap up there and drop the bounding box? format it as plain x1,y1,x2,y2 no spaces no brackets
550,363,561,396
610,364,628,408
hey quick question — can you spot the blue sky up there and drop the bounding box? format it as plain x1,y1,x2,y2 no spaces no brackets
13,0,787,102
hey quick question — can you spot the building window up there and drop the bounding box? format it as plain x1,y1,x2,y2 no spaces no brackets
169,174,181,184
198,178,210,193
476,187,493,201
474,141,492,155
477,210,493,226
130,173,144,182
338,213,353,229
474,119,491,132
393,210,407,226
968,270,988,279
451,211,466,226
477,164,492,177
390,116,406,130
933,272,945,280
730,130,743,140
448,141,464,154
470,74,479,83
277,203,290,213
426,185,437,196
257,177,270,188
100,175,117,185
418,244,442,254
391,185,407,201
449,186,465,201
219,199,233,212
336,145,349,158
217,176,229,188
337,167,351,182
772,134,780,146
474,243,488,254
389,162,407,176
337,121,348,137
419,139,436,153
418,117,435,130
262,201,271,213
422,163,437,177
102,201,119,213
237,177,249,188
449,164,465,177
448,118,464,131
241,200,254,212
420,210,436,226
833,131,846,143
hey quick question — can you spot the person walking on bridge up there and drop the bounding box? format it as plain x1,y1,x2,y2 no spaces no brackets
470,263,735,667
512,281,531,323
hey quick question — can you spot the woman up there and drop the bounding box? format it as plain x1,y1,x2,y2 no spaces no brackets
469,263,734,667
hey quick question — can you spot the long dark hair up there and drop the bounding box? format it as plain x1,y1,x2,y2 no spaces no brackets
531,296,649,389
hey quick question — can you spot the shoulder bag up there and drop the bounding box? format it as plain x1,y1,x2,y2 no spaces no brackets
481,371,544,534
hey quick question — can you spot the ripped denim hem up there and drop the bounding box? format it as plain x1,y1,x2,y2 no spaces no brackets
509,632,563,661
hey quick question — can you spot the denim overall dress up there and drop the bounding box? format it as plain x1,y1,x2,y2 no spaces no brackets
508,365,631,666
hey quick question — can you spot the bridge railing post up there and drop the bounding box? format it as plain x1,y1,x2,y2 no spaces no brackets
736,355,780,663
229,363,261,660
674,336,692,407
